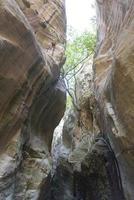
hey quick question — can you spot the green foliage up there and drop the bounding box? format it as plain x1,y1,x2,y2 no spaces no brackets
63,27,96,109
63,28,96,73
66,95,73,109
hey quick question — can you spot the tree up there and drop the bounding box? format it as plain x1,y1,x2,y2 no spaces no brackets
63,29,96,74
61,27,96,109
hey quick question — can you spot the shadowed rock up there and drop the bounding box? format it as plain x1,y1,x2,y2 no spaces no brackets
0,0,66,199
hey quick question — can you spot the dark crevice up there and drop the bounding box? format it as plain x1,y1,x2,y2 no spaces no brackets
39,136,125,200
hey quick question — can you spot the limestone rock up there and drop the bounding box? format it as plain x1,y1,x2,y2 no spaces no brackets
0,0,66,199
94,0,134,199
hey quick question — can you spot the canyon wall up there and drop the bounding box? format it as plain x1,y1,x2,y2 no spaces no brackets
0,0,134,200
94,0,134,199
43,1,134,200
0,0,66,199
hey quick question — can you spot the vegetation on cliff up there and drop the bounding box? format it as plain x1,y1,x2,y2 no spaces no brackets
61,27,96,108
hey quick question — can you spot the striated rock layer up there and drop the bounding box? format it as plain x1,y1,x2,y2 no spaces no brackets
0,0,66,199
0,0,134,199
42,0,134,199
40,61,125,200
94,0,134,199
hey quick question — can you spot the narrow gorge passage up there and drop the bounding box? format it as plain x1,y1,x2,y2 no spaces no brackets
0,0,134,200
38,1,126,199
39,134,125,200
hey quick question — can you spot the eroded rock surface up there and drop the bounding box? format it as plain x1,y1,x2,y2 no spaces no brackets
39,1,134,199
42,59,125,200
94,0,134,199
0,0,66,199
0,0,134,199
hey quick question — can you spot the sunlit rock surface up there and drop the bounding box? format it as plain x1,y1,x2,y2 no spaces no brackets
0,0,66,199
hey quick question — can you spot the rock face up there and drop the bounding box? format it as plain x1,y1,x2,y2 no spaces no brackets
38,0,133,199
42,61,125,200
0,0,66,199
94,0,134,199
0,0,134,199
63,1,134,199
43,0,134,198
